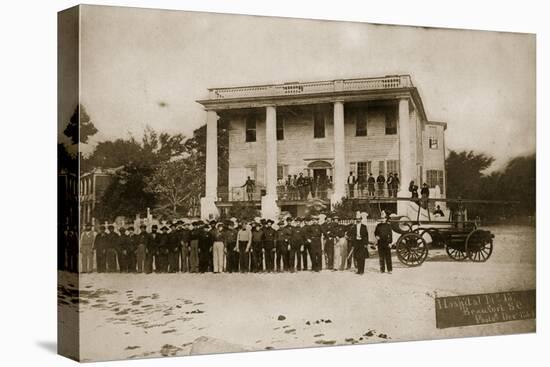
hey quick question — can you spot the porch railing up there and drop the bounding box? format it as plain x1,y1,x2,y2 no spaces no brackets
209,75,412,100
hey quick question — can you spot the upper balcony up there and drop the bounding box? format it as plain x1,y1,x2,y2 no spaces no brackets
207,75,413,100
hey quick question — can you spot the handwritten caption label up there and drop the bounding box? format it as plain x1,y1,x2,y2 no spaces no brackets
435,290,535,329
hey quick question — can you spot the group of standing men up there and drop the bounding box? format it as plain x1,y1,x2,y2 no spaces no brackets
347,172,400,198
79,215,395,275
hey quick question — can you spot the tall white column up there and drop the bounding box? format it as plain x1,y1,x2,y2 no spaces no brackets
261,106,280,219
200,110,220,220
398,98,413,203
331,101,346,207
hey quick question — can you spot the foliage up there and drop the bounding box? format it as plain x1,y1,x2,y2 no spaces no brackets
63,104,98,145
144,159,202,215
445,150,535,220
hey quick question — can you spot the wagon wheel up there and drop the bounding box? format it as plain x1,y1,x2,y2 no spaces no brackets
396,233,428,267
465,229,493,262
445,245,468,261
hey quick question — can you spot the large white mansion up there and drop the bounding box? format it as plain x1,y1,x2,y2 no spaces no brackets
197,75,446,219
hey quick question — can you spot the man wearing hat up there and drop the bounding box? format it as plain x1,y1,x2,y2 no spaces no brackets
145,225,160,274
250,222,264,272
135,224,148,273
223,220,237,273
306,216,323,272
166,223,180,273
118,226,136,273
94,225,108,273
80,224,95,273
198,222,213,273
211,222,226,273
375,215,393,274
321,216,336,270
263,219,277,272
276,219,291,272
332,216,347,270
178,221,190,273
156,225,170,273
289,218,304,272
188,222,201,273
236,221,252,272
348,215,369,274
106,224,120,272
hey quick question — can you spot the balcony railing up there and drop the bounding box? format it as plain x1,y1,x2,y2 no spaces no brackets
217,183,403,203
208,75,412,100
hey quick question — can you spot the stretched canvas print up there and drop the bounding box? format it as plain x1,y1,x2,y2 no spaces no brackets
58,4,536,362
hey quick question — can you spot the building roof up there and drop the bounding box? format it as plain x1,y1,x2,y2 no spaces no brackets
197,74,429,122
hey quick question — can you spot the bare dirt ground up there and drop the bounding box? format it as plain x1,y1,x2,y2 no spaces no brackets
58,224,535,362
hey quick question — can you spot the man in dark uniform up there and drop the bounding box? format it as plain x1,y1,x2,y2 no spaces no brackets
224,220,238,273
348,216,369,274
376,172,386,196
106,224,120,272
189,221,201,273
367,173,376,197
178,221,190,273
263,219,277,273
156,226,170,273
117,226,134,273
276,219,291,272
94,225,108,273
375,216,393,274
145,225,160,274
296,173,306,200
321,216,336,270
300,217,311,271
306,216,323,272
135,224,148,273
289,218,304,272
251,222,264,273
198,222,213,273
167,223,180,273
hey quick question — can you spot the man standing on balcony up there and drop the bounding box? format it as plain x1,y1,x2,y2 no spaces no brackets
242,176,255,201
387,173,394,198
367,173,375,197
347,171,357,198
376,172,386,197
392,173,400,197
296,173,306,200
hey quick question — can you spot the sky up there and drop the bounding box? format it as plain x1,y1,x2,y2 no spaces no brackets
76,5,536,170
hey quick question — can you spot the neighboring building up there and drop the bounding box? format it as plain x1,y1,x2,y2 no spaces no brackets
197,75,446,219
79,167,119,224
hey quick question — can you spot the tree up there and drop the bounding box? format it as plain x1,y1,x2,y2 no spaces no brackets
445,150,495,199
145,159,200,215
63,104,98,145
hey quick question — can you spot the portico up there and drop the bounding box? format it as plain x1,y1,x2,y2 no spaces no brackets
197,75,441,220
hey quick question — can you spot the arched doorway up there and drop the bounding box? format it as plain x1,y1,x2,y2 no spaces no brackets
307,160,332,181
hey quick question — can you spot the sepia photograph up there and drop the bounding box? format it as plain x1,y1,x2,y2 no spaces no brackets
56,4,536,363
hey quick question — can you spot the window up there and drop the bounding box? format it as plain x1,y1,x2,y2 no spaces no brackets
245,115,256,142
426,169,444,193
276,117,284,141
385,105,397,135
355,109,367,136
357,161,371,178
277,165,288,181
378,161,386,176
386,160,399,176
313,108,325,138
428,126,439,149
349,162,357,177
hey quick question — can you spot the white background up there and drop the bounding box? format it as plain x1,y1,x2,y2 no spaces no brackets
0,0,547,365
